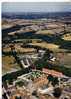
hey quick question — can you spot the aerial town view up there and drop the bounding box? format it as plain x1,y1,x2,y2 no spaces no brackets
2,2,71,99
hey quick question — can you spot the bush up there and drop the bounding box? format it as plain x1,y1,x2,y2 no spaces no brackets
35,59,71,77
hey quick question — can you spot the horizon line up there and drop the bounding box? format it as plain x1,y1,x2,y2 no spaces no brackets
2,11,71,13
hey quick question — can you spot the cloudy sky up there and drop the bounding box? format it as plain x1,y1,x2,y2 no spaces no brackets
2,2,71,13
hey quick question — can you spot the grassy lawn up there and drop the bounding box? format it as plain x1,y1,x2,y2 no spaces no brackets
2,55,20,75
54,52,71,68
62,33,71,41
30,42,59,51
36,30,54,35
3,43,36,53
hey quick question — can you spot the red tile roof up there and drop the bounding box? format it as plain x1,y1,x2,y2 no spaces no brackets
42,68,64,77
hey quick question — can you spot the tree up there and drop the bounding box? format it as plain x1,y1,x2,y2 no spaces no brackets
53,87,62,98
52,77,59,86
47,74,54,85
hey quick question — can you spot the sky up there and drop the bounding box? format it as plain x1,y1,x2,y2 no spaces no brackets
2,2,71,13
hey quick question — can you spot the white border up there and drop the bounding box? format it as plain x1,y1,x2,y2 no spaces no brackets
0,0,71,99
0,0,71,2
0,1,2,98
